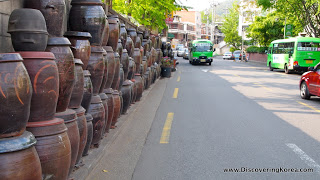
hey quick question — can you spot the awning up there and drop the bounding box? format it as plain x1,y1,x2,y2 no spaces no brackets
168,33,175,38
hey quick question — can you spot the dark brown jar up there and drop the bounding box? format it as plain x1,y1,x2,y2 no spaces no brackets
144,68,150,89
119,91,123,116
103,46,115,90
27,118,71,180
143,30,150,39
87,46,105,95
156,48,162,64
127,57,134,80
133,48,141,74
119,64,124,91
99,93,108,137
146,51,151,67
121,49,129,80
107,19,120,52
88,95,105,147
74,106,87,166
117,39,123,58
104,88,114,133
142,56,147,74
83,113,93,156
69,0,107,46
8,9,49,51
25,0,66,37
69,59,85,109
134,74,143,101
19,52,58,122
119,23,127,48
111,90,121,128
0,131,42,180
125,36,134,57
101,18,110,46
111,52,120,90
142,39,149,56
64,31,92,69
135,35,141,48
151,47,157,65
127,28,137,46
99,50,109,93
130,79,137,104
46,37,75,113
0,53,32,138
137,31,143,43
55,109,80,176
120,80,132,115
81,70,93,113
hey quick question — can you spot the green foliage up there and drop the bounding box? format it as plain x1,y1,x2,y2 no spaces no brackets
229,47,238,52
246,46,267,53
220,1,242,49
112,0,187,31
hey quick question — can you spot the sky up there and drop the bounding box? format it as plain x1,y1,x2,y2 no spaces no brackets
177,0,223,11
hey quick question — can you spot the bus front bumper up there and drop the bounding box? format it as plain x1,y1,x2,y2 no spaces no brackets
192,58,213,63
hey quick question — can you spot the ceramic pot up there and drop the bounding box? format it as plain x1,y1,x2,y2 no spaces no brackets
46,37,75,113
27,118,71,180
127,58,134,80
88,95,105,147
0,53,32,138
151,47,157,65
119,23,127,48
118,64,124,91
74,107,87,166
143,30,149,39
137,31,143,43
99,93,108,136
103,46,115,89
81,70,93,112
127,28,137,46
130,79,137,103
161,67,171,77
117,39,123,58
119,91,123,116
8,9,48,51
87,46,105,95
125,36,134,57
99,50,108,93
106,19,119,52
69,0,106,46
142,39,149,56
104,88,114,133
134,74,143,101
111,52,120,90
19,52,58,122
0,131,42,180
120,80,131,114
121,49,129,80
142,56,147,74
135,35,141,48
69,58,85,109
82,113,93,156
133,48,141,74
55,109,79,175
64,31,92,69
25,0,66,37
111,90,120,128
101,18,110,46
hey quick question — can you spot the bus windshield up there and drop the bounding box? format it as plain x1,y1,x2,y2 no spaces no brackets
194,43,212,52
297,42,320,51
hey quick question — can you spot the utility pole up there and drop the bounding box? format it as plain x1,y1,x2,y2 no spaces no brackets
206,10,209,39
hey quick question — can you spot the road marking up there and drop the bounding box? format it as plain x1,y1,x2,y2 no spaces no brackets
160,113,174,144
253,83,272,91
173,88,179,98
177,76,180,82
233,74,240,77
297,101,320,113
201,69,209,72
286,143,320,173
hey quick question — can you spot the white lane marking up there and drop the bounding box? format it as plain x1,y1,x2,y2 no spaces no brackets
286,143,320,173
201,69,209,72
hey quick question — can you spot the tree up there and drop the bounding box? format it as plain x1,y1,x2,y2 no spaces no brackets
220,1,242,49
256,0,320,37
111,0,187,31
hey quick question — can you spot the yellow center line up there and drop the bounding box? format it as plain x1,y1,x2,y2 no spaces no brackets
253,83,272,91
234,74,240,77
177,76,181,82
160,113,174,144
297,101,320,113
173,88,179,98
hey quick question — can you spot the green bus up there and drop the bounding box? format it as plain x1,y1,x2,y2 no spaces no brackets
189,39,215,66
267,37,320,73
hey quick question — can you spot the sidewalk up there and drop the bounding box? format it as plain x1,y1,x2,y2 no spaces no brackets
71,78,168,180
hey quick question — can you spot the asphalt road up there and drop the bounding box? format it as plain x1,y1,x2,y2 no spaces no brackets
131,56,320,180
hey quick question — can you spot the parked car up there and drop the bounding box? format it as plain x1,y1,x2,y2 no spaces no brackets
177,47,187,57
233,50,246,61
183,48,189,59
223,52,234,60
300,62,320,99
175,44,184,50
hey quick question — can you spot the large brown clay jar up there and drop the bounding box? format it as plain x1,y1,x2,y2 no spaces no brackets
103,46,115,89
99,50,108,93
99,93,108,136
55,109,80,176
69,58,85,109
107,19,119,52
101,18,110,46
133,48,141,74
104,88,114,133
119,23,127,48
127,28,137,46
111,52,120,90
0,53,32,138
142,39,149,56
27,118,71,180
121,49,129,80
20,52,59,122
117,39,123,58
134,74,143,101
119,64,124,91
135,35,141,48
69,0,106,46
81,70,93,112
87,46,105,95
120,81,131,115
0,131,42,180
88,95,105,147
137,31,143,43
111,90,121,128
74,107,88,166
64,31,92,69
125,36,134,57
46,37,75,113
25,0,66,37
83,113,93,156
127,58,134,80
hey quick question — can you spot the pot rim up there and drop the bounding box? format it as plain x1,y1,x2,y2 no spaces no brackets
64,31,92,38
47,37,71,46
0,131,36,153
18,51,55,60
27,118,64,127
0,53,23,62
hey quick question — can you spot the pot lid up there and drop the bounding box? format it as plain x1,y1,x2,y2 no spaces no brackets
105,88,113,94
83,70,91,77
74,106,86,116
91,45,105,53
26,118,67,137
64,31,92,38
55,109,77,123
112,90,119,95
0,53,23,62
122,80,131,86
131,79,136,82
71,0,103,5
127,28,136,32
108,19,118,24
122,49,128,53
47,37,71,46
114,52,120,58
99,93,108,100
0,131,36,153
103,46,114,52
120,23,126,27
134,48,140,51
18,51,55,60
27,118,64,127
86,113,93,122
91,95,102,103
74,58,84,65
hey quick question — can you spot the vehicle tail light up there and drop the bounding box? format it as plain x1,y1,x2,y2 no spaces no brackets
294,61,298,66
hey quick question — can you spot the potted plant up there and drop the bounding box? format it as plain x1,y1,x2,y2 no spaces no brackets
160,57,173,77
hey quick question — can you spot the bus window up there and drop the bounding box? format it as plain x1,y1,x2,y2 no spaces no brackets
272,42,294,54
297,42,320,51
267,47,272,54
